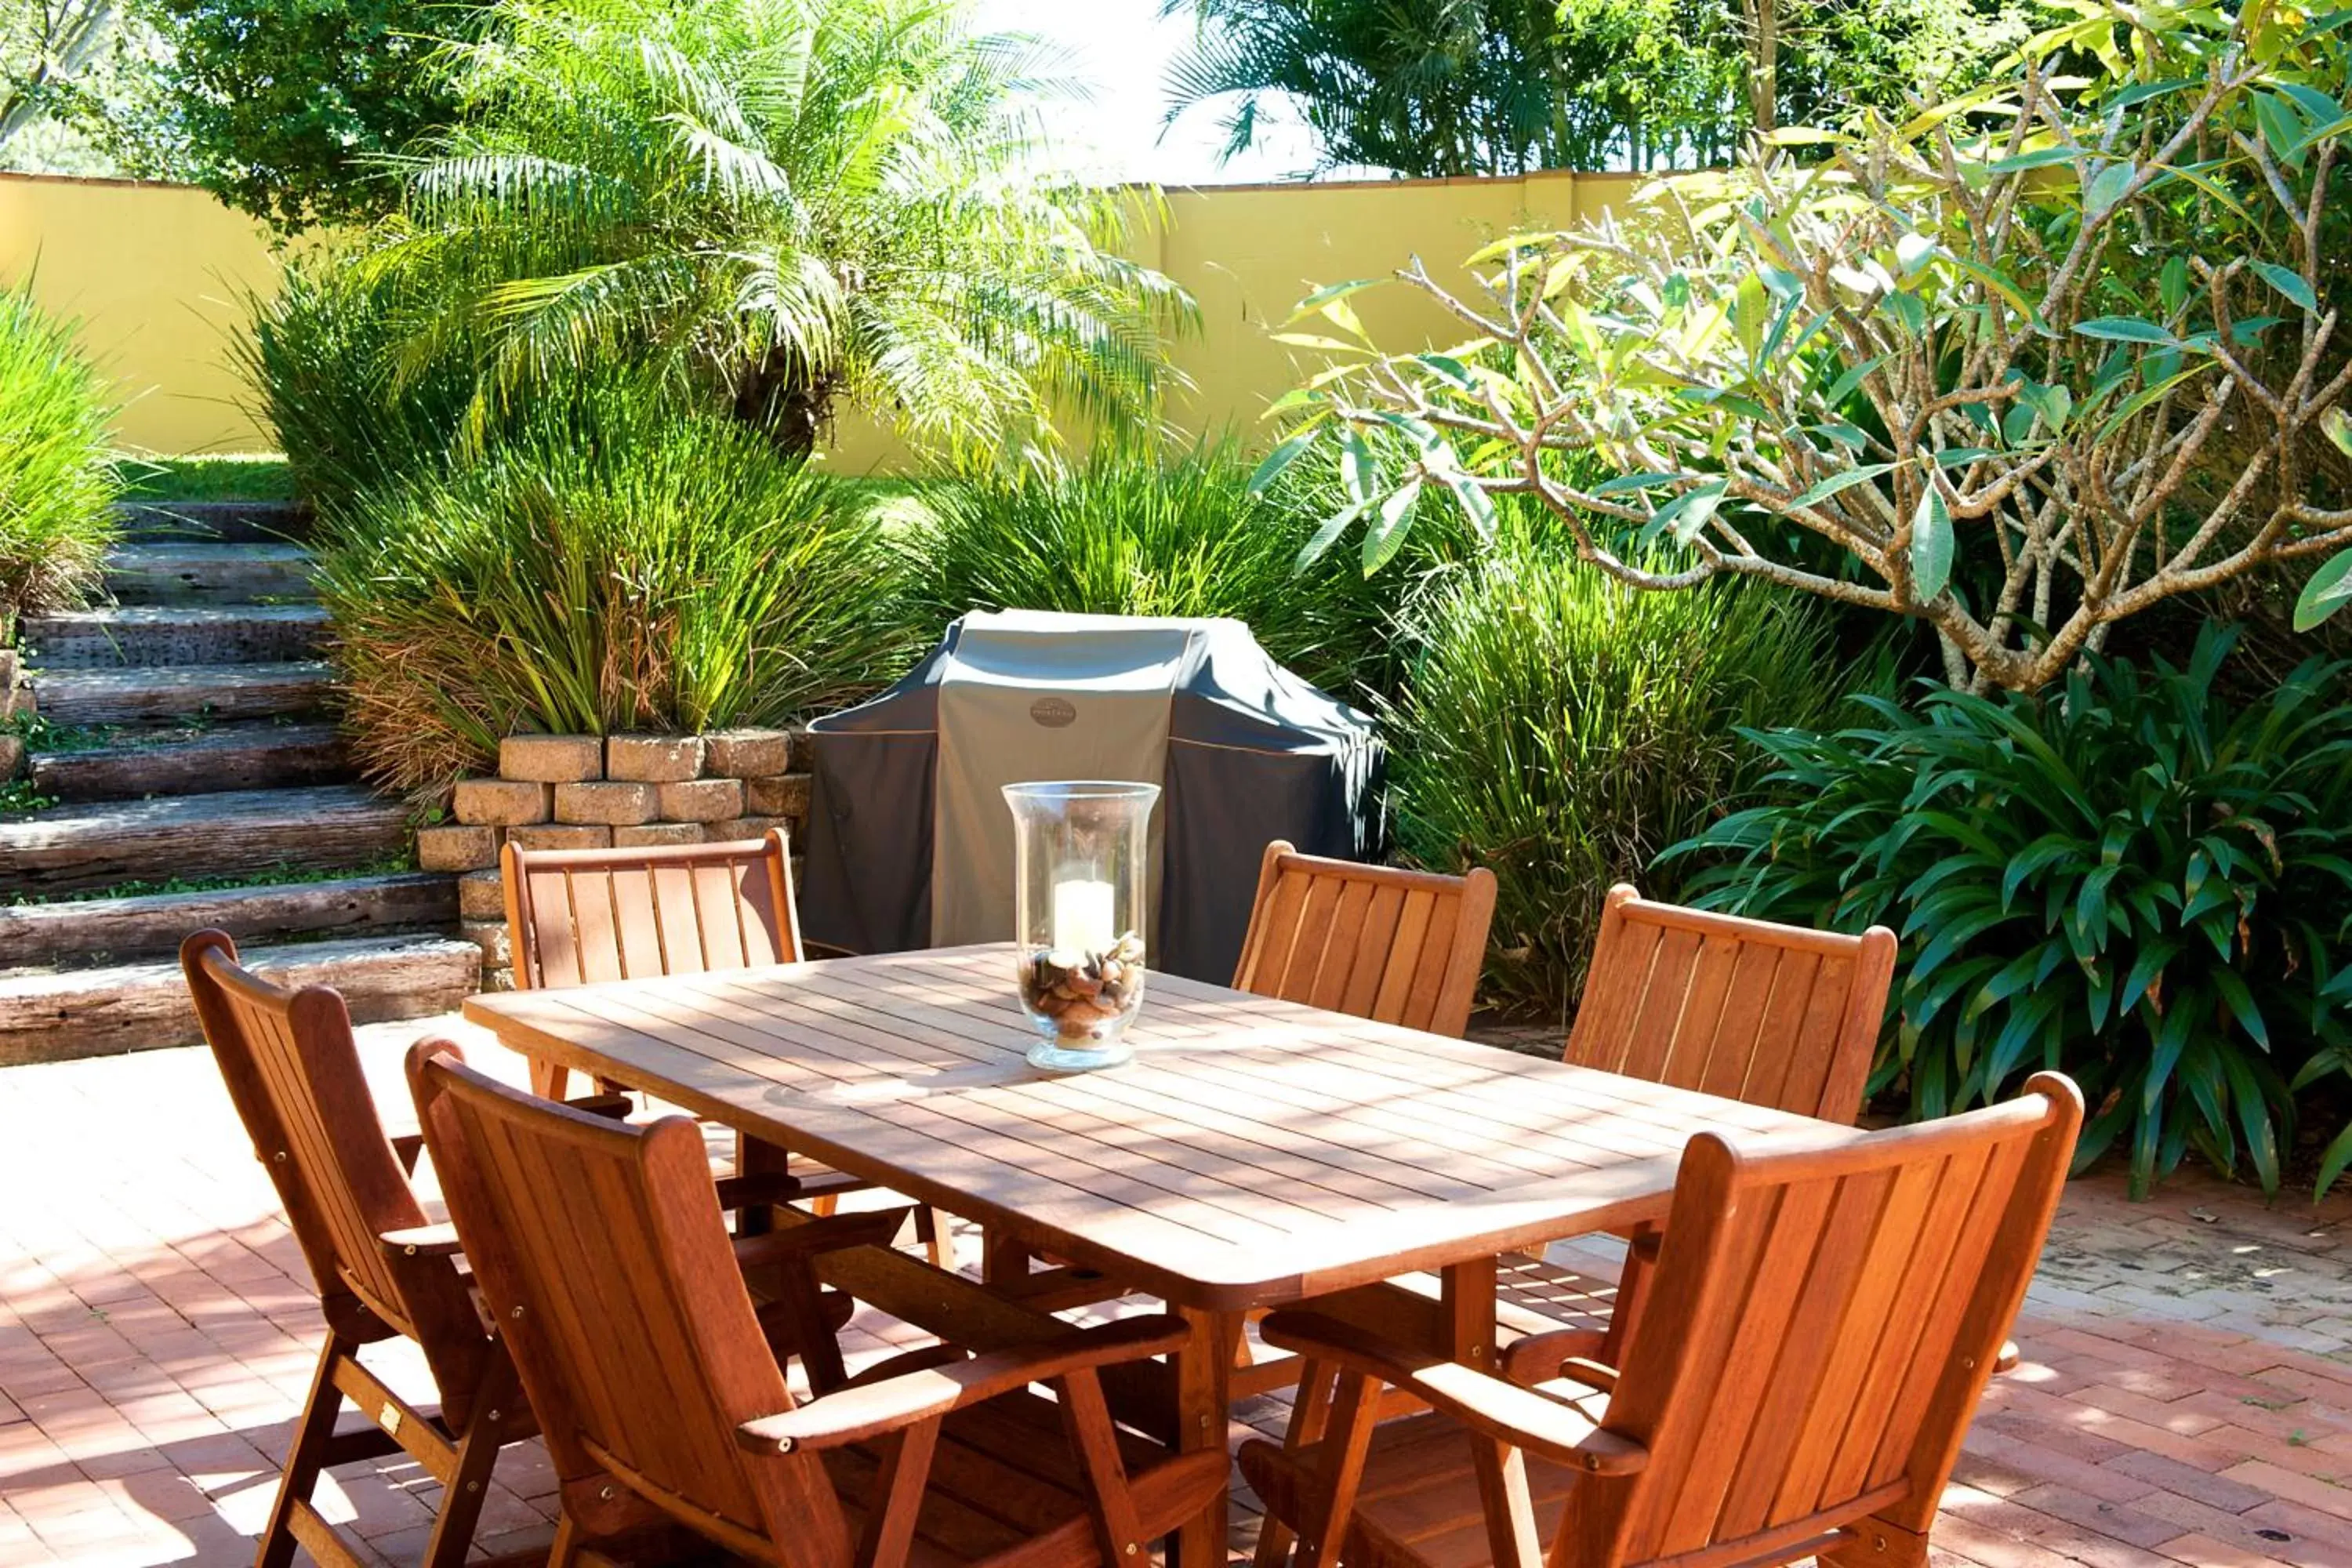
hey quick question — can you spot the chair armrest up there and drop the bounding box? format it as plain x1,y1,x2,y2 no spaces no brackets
379,1222,464,1260
1258,1310,1646,1476
736,1313,1189,1454
730,1207,914,1269
1498,1330,1619,1392
565,1093,634,1121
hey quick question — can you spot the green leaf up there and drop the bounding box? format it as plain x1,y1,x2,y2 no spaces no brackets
2085,158,2136,215
1894,233,1937,274
2252,262,2320,314
1338,426,1375,503
1287,278,1381,321
1414,353,1476,390
1646,481,1726,546
1592,470,1686,497
1248,426,1320,495
2318,1120,2352,1200
1442,472,1497,542
2075,317,2180,345
1910,484,1954,600
1789,463,1895,509
2326,406,2352,460
1294,498,1367,570
1361,477,1421,573
1823,354,1888,407
2294,549,2352,631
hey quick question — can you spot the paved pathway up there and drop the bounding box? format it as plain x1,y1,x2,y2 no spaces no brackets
3,1029,2351,1566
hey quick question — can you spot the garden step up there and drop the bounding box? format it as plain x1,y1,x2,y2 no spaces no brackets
0,786,409,894
114,499,310,544
27,723,350,801
27,662,336,726
103,542,318,605
18,605,328,668
0,935,480,1064
0,872,456,969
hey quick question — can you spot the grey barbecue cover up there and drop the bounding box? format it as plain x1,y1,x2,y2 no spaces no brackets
799,609,1383,982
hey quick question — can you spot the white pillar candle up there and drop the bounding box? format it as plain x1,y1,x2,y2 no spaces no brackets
1050,877,1117,955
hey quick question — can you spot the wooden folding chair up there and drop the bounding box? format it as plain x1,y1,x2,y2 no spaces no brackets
1232,840,1497,1040
181,928,537,1568
1240,1072,2082,1568
1494,886,1899,1362
503,829,954,1269
408,1039,1232,1568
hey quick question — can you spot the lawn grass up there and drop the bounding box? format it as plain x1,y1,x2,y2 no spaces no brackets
114,453,297,503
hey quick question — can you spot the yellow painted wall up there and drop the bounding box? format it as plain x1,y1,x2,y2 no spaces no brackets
0,173,284,456
0,167,1644,463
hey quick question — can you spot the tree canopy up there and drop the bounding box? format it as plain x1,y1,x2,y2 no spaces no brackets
1161,0,2047,176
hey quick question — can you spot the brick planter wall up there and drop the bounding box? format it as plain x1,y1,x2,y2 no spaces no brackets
416,728,811,989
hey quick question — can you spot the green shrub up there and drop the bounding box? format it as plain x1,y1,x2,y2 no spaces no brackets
236,251,476,518
314,376,915,791
0,286,117,632
1664,626,2352,1198
116,454,296,504
896,441,1471,699
1388,548,1844,1020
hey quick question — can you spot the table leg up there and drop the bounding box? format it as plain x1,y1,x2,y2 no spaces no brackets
1174,1305,1236,1568
1439,1254,1498,1371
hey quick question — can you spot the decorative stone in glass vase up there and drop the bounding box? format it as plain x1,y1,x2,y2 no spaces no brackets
1002,780,1160,1070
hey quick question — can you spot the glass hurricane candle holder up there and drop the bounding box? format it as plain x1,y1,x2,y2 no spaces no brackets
1002,780,1161,1070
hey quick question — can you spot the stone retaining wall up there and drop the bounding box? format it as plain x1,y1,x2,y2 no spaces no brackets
417,728,811,989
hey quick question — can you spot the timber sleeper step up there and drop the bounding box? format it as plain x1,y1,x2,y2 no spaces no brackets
27,722,351,801
17,605,328,668
0,935,481,1064
0,786,411,893
0,871,456,968
27,662,336,725
114,500,310,544
103,542,318,605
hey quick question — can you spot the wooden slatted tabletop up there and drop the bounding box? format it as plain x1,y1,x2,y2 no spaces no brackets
459,943,1853,1312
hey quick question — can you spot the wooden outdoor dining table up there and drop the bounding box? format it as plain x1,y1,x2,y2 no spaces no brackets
459,942,1854,1564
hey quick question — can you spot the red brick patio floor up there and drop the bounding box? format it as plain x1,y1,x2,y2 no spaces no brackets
5,1023,2352,1567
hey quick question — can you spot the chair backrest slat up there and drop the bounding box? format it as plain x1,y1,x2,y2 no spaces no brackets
1565,885,1896,1123
1232,841,1497,1040
412,1044,851,1566
180,931,430,1332
506,830,801,993
1565,1073,2081,1568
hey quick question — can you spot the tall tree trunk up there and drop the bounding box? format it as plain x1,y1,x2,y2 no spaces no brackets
731,348,833,459
1744,0,1778,135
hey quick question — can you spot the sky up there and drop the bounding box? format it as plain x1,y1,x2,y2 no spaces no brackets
972,0,1327,186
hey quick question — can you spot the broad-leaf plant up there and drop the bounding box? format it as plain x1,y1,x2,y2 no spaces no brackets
1258,0,2352,693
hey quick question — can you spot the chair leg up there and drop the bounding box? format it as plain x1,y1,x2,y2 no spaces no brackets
1250,1358,1334,1568
417,1399,512,1568
256,1334,353,1568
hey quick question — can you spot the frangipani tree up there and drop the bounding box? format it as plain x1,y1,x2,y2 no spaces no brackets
1257,0,2352,692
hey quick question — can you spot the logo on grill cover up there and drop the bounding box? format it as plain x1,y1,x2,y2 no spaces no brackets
1029,696,1077,728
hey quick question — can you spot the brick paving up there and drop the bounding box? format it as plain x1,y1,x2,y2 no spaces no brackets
3,1026,2351,1566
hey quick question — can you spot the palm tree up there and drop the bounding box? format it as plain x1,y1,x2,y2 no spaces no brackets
379,0,1194,459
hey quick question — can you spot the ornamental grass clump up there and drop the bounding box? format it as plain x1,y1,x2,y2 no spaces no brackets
314,376,914,791
0,285,117,632
896,440,1455,699
1664,626,2352,1197
1388,547,1843,1019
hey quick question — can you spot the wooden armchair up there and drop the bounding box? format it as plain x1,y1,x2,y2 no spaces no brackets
408,1040,1230,1568
183,928,522,1568
504,830,953,1269
1232,841,1497,1040
1240,1073,2083,1568
181,929,867,1568
1500,887,1898,1361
